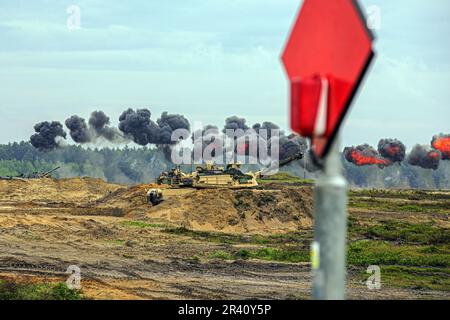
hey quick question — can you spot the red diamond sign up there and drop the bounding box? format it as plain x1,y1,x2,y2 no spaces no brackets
281,0,374,159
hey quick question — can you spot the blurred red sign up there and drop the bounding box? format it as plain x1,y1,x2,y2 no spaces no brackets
281,0,374,159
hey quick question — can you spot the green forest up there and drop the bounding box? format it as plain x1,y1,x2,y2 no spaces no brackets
0,141,449,188
0,141,170,185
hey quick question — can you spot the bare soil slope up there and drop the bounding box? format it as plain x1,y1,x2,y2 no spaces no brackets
145,188,313,234
0,177,124,204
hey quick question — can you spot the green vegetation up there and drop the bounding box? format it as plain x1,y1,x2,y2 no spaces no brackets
258,172,314,184
349,198,449,214
349,189,450,201
171,215,449,292
210,240,449,268
238,248,309,263
210,250,234,260
355,266,450,291
164,227,255,244
210,248,309,263
0,281,83,300
1,141,450,188
363,221,449,244
376,266,450,291
347,241,449,267
164,227,311,245
186,256,200,263
0,141,166,184
121,220,164,229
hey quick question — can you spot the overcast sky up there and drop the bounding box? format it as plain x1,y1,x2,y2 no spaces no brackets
0,0,449,150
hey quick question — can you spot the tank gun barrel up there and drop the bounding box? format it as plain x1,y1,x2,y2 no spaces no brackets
40,166,60,178
278,151,304,168
253,151,304,179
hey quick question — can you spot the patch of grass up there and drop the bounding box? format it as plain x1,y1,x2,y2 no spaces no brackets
380,266,450,291
349,189,450,201
209,240,449,268
222,247,309,263
163,227,249,244
235,249,251,259
0,281,83,300
349,198,449,214
355,266,450,291
258,172,314,184
186,256,200,263
247,247,309,263
364,221,449,245
120,221,164,229
348,240,449,267
210,250,234,260
163,227,311,245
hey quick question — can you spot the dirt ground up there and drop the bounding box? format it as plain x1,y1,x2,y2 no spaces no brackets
0,177,448,299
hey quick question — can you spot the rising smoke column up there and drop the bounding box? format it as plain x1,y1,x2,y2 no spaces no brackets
222,116,253,159
378,138,406,163
431,134,450,160
65,111,124,143
30,121,67,152
407,145,441,170
65,115,90,143
252,121,280,140
344,144,392,167
223,116,249,136
156,111,191,144
192,118,307,165
118,108,159,145
118,108,190,160
224,117,307,162
88,110,124,142
192,125,221,161
279,133,308,160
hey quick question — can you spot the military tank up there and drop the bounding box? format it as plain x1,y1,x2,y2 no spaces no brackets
0,166,60,181
157,152,304,189
192,163,258,189
157,166,194,188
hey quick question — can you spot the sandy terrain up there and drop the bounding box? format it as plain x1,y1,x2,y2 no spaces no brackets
0,177,448,299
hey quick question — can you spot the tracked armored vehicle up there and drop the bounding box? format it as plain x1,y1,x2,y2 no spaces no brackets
157,152,304,189
0,166,60,181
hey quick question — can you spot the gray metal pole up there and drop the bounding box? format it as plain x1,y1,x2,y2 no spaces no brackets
304,152,307,180
312,135,348,300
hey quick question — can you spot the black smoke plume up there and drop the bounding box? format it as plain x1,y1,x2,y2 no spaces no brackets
407,145,441,170
378,138,406,163
30,121,67,152
344,144,392,167
192,117,306,165
65,115,90,143
223,116,249,137
156,111,191,144
118,108,190,146
88,111,123,142
192,125,220,161
65,111,124,143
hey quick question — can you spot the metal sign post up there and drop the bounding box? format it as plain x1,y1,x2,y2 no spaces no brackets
312,134,348,300
281,0,374,300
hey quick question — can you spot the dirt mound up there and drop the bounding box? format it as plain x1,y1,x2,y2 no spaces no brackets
146,187,313,234
0,177,124,204
0,176,313,234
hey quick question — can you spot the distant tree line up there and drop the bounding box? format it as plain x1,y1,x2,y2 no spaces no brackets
1,141,449,189
0,141,169,185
